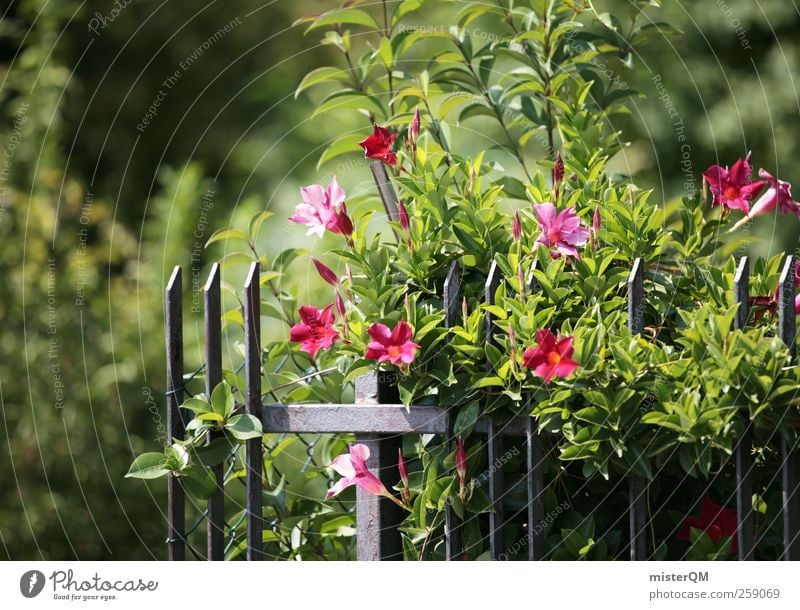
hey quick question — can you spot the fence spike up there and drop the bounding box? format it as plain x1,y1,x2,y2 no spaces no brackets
204,263,225,561
244,262,263,560
627,258,647,560
733,257,755,560
443,259,464,560
166,266,186,561
778,255,800,560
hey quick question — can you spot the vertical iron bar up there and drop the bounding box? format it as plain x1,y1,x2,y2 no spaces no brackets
734,257,755,560
484,261,504,560
204,264,225,561
244,263,263,560
443,260,463,560
778,255,799,560
354,371,404,560
526,262,544,560
627,258,647,561
166,266,185,561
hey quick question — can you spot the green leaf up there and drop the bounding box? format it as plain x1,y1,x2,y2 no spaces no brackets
295,66,349,98
125,453,171,479
206,229,251,248
305,9,381,33
226,414,263,441
453,401,480,437
182,465,217,499
211,381,234,417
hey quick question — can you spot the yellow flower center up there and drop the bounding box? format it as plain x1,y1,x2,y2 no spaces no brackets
548,352,561,365
724,186,739,199
387,345,402,359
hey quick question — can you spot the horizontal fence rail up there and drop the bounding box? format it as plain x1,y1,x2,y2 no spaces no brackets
161,165,800,561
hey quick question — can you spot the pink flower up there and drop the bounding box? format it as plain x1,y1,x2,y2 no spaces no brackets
455,437,467,488
532,203,591,260
364,320,419,365
409,108,421,146
289,305,339,358
747,169,800,219
289,177,354,238
358,125,398,166
512,210,522,242
702,153,766,215
312,258,339,287
522,329,579,384
326,444,395,500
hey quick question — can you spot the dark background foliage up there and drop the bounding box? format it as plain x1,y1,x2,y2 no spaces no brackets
0,0,797,559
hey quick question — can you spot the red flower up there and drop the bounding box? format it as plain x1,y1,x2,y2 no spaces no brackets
702,153,767,214
289,305,339,358
676,495,738,553
359,125,398,166
364,320,419,365
522,329,579,384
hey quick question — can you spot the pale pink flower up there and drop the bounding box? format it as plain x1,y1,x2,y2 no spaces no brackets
532,203,590,260
289,177,353,238
326,444,397,502
748,169,800,219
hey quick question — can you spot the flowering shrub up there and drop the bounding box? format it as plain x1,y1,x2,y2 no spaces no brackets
129,0,800,560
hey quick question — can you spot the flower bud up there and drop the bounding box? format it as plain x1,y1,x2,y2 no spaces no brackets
512,210,522,242
312,257,339,287
553,153,565,192
398,201,410,233
398,449,409,487
456,437,467,487
409,108,421,146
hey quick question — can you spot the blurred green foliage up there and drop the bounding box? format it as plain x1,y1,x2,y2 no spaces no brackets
0,0,798,559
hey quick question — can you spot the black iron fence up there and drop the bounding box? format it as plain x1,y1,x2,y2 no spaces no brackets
161,165,800,561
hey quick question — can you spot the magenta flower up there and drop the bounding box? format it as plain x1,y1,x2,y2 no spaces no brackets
289,177,354,238
289,305,339,358
532,203,591,260
747,170,800,219
326,444,401,504
702,153,766,215
522,329,579,384
364,320,419,365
